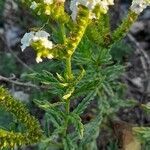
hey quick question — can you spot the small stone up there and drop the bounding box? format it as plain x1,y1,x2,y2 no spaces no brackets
132,77,143,88
142,9,150,19
130,22,145,34
11,91,29,103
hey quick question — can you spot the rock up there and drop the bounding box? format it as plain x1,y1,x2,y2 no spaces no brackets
130,22,145,34
5,25,22,47
138,42,149,50
11,90,29,103
0,28,4,34
142,9,150,20
132,77,143,88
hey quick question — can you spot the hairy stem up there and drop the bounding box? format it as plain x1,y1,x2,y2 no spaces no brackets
63,99,70,137
66,56,73,80
112,11,138,43
63,57,72,137
60,23,66,44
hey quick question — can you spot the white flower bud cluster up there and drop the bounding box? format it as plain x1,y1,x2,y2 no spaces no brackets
30,0,66,10
44,0,54,5
21,30,53,63
21,30,53,51
131,0,150,14
30,0,54,14
70,0,114,21
30,1,38,10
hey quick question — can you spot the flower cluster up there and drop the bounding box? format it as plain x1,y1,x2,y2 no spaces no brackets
21,30,54,63
21,0,150,64
30,0,53,9
30,0,54,15
130,0,150,14
30,0,66,15
70,0,114,21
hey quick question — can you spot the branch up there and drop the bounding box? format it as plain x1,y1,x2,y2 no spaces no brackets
0,75,48,90
1,35,34,72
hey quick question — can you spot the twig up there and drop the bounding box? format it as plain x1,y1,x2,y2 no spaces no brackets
0,75,48,90
1,35,34,72
127,33,150,77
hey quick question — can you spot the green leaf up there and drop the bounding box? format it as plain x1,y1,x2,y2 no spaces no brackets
29,70,59,85
141,103,150,114
69,113,84,139
79,109,103,148
34,99,65,110
133,127,150,143
73,91,97,115
63,136,76,150
63,87,75,100
56,73,65,82
34,99,65,128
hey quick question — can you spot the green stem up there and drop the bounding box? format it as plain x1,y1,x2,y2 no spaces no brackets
66,7,89,56
66,56,73,80
63,57,72,137
60,23,66,44
63,100,70,137
112,10,138,43
66,99,70,115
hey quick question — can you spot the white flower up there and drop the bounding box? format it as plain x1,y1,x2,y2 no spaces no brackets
130,0,149,14
45,8,51,15
47,54,54,59
57,0,65,2
44,0,53,4
30,1,38,10
36,55,43,63
21,30,54,63
70,0,114,21
107,0,114,5
89,12,96,19
70,0,79,21
21,30,53,51
40,38,53,49
21,32,35,51
33,30,50,41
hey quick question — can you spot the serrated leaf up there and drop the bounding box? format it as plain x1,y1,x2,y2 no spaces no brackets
141,103,150,114
56,73,65,82
46,109,65,127
59,83,69,87
63,88,75,100
63,136,76,150
34,99,65,110
74,68,86,85
79,109,104,148
69,113,84,139
45,112,61,128
73,91,97,115
133,127,150,143
29,70,59,85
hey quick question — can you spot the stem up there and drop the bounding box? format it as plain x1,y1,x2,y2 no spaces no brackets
66,56,73,80
62,57,72,137
112,10,138,43
63,99,70,137
66,99,70,114
60,23,66,44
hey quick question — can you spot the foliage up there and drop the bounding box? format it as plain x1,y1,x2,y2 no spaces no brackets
0,0,5,22
110,41,133,62
0,87,43,148
0,53,18,76
132,103,150,147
